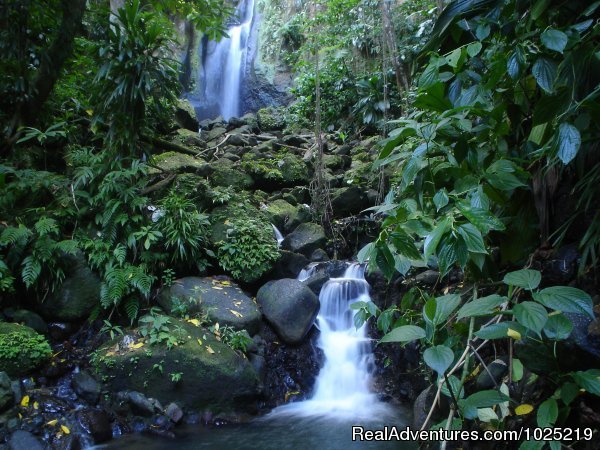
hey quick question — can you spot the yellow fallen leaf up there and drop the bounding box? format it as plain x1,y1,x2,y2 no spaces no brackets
515,404,534,415
234,301,242,307
507,328,522,340
197,338,203,346
131,342,144,349
229,309,243,318
221,281,231,286
212,286,223,290
20,395,29,407
186,318,200,327
206,345,215,354
61,425,70,434
85,109,93,116
47,419,58,426
33,401,39,410
106,351,115,357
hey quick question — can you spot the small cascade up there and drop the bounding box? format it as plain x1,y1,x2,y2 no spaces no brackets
271,224,284,247
193,0,255,120
297,263,318,282
273,262,392,419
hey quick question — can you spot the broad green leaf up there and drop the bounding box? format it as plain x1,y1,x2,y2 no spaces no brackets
514,302,548,335
457,294,506,319
433,189,449,212
556,123,581,164
503,269,541,290
437,240,457,277
390,229,421,260
425,294,462,326
458,203,505,233
457,223,487,254
380,325,426,343
541,29,568,53
446,48,463,69
477,408,498,422
467,42,482,57
375,244,395,280
441,374,464,399
424,218,450,259
485,171,526,191
532,57,557,93
537,398,558,428
460,390,510,419
572,369,600,396
357,242,375,263
424,345,454,375
543,313,573,340
507,52,520,79
475,321,526,340
512,358,524,382
531,0,550,20
533,286,594,318
559,382,579,405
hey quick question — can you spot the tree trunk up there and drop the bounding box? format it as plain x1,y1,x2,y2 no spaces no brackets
16,0,87,128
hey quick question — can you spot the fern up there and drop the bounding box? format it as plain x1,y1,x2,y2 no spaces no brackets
21,256,42,288
34,217,59,236
0,225,32,247
124,297,140,324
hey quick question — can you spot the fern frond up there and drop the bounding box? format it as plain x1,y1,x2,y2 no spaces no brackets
124,297,140,324
34,217,59,236
21,256,42,288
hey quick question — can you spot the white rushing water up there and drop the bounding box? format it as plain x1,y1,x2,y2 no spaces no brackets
197,0,255,120
273,263,393,420
271,224,284,247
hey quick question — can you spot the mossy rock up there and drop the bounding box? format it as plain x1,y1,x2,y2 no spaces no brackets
173,129,204,148
322,154,346,171
257,107,285,131
157,277,262,334
94,320,259,412
38,253,100,322
170,173,210,203
241,153,308,189
209,159,254,189
0,322,51,377
265,199,311,233
281,223,327,257
150,151,207,174
174,99,199,131
279,154,309,185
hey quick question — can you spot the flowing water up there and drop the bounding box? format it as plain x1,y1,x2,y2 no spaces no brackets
271,224,284,246
193,0,255,120
98,262,413,449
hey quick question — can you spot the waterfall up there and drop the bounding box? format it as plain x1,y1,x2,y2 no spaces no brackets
194,0,255,120
273,263,393,419
271,224,284,247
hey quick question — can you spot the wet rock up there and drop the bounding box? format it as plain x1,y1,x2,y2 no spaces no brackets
271,251,309,279
38,252,101,322
265,200,310,232
415,270,440,286
257,279,319,344
52,434,82,450
330,186,369,217
281,135,309,148
172,128,204,148
476,358,509,389
119,391,157,417
310,248,329,262
8,431,44,450
77,409,112,444
412,385,449,430
72,371,101,405
2,309,47,335
158,277,261,334
165,403,183,423
174,99,199,131
47,322,75,341
210,159,254,189
0,372,13,412
301,272,329,295
281,223,327,258
98,321,259,412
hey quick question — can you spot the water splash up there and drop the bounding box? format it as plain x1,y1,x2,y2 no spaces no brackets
272,263,393,420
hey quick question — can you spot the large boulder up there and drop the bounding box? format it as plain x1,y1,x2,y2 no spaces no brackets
265,199,311,232
330,186,370,217
151,151,207,174
0,371,13,411
210,159,254,189
2,309,47,334
174,99,199,131
0,322,52,377
270,250,309,279
158,277,261,334
8,431,44,450
94,319,259,412
281,223,326,257
38,253,100,322
257,279,319,344
257,107,285,131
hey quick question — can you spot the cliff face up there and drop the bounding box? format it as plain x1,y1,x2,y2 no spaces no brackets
173,0,299,118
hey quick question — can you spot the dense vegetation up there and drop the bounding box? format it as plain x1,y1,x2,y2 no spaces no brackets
0,0,598,448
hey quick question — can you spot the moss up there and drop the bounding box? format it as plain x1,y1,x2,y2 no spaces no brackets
210,160,254,190
150,152,207,173
241,152,308,188
257,106,286,131
0,322,52,377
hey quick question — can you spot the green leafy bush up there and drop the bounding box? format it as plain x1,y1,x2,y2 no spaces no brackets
0,323,52,377
214,207,280,283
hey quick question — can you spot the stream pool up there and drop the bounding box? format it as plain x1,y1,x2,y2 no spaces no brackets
97,408,416,450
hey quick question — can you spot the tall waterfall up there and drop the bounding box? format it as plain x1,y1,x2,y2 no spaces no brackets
273,263,392,419
195,0,255,120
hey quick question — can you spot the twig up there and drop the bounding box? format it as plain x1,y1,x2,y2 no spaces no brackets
469,341,499,389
